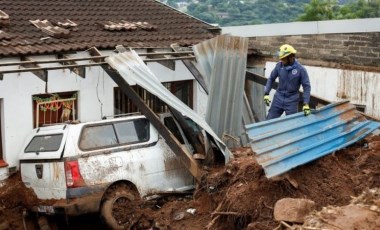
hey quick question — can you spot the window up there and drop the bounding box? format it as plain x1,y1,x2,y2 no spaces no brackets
114,80,193,114
79,119,150,151
32,91,78,128
25,134,63,153
163,116,201,145
114,119,149,144
79,124,118,150
164,117,185,144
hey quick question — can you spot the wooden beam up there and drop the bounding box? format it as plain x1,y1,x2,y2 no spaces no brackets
57,54,86,78
0,63,106,74
20,56,47,82
102,64,202,181
171,44,209,94
88,47,203,181
146,48,175,71
0,52,194,67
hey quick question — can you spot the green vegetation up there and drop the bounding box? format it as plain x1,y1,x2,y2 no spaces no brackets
163,0,380,26
298,0,380,21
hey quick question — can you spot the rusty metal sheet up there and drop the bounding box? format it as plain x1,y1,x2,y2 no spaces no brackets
246,101,380,178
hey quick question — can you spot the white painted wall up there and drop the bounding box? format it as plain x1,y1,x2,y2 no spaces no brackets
0,51,205,179
265,61,380,117
222,18,380,37
193,81,209,119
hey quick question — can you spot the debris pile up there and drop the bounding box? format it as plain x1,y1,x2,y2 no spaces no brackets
0,135,379,229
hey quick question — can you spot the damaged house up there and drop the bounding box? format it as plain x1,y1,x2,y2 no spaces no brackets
0,0,221,180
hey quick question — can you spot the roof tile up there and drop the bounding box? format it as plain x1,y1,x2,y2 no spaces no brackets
0,0,219,56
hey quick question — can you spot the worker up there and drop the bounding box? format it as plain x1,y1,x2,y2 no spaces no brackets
263,44,311,120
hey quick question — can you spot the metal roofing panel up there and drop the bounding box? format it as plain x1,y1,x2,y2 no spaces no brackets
105,51,230,162
193,35,248,144
246,101,380,178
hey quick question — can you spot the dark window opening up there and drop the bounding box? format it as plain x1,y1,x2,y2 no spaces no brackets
114,80,193,114
32,91,78,128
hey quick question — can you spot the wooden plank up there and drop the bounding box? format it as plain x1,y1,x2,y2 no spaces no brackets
87,47,203,181
57,54,86,78
20,56,47,82
172,45,209,94
101,64,202,181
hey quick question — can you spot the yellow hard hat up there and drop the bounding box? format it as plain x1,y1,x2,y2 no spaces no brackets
278,44,297,59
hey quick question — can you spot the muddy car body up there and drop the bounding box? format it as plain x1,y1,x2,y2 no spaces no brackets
19,115,194,228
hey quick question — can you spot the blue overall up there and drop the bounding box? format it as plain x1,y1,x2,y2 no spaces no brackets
265,60,311,120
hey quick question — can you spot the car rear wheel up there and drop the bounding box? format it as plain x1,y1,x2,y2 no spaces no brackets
100,184,140,229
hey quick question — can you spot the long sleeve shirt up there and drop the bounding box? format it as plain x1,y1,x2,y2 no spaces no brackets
265,60,311,104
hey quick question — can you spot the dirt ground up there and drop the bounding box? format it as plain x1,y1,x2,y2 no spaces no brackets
0,134,379,230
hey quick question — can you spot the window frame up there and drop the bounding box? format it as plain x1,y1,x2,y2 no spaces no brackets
32,91,78,128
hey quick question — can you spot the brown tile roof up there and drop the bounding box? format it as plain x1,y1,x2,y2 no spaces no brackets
0,0,220,57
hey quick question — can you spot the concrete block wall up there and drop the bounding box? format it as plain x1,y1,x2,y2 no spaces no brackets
249,32,380,68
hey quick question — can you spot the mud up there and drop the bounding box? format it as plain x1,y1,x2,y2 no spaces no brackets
0,135,379,229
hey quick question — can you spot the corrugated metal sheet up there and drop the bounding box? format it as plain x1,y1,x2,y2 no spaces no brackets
246,101,380,178
193,35,249,146
246,68,267,122
105,51,231,162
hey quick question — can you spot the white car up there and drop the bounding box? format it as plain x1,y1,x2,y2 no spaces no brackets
19,115,194,229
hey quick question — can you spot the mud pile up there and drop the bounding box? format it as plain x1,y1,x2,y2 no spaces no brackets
0,173,39,229
302,188,380,230
0,135,379,229
207,135,380,229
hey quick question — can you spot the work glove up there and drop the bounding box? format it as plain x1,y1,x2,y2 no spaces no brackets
303,104,311,116
264,95,271,106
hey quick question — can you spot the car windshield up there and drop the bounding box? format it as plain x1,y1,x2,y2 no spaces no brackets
25,134,63,153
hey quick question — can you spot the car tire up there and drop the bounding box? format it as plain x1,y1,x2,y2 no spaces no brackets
100,184,139,229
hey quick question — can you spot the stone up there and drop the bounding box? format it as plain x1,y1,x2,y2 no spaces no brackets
274,198,316,223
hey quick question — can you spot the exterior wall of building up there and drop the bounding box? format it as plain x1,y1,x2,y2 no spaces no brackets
0,50,202,179
249,32,380,68
223,18,380,68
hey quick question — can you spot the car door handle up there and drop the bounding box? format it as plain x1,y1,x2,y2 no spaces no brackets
35,164,43,179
